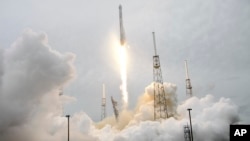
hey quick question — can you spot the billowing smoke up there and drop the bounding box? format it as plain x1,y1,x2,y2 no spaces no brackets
0,29,240,141
95,83,239,141
92,94,239,141
95,82,177,130
0,29,80,140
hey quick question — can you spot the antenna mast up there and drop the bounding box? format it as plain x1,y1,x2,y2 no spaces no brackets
152,32,157,56
152,32,168,120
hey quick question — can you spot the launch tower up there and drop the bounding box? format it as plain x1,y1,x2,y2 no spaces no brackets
185,60,193,97
101,84,106,120
152,32,168,120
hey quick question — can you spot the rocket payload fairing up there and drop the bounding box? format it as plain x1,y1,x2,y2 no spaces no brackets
119,5,126,46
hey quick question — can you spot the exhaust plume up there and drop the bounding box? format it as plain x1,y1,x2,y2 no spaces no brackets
0,29,240,141
94,81,239,141
119,45,128,109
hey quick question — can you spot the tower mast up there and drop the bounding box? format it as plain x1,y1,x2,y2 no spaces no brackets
152,32,168,120
184,124,191,141
101,84,106,120
185,60,192,97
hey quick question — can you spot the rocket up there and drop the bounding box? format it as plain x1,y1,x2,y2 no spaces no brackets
119,5,126,46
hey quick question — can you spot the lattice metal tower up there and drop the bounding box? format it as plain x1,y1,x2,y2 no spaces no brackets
152,32,168,120
184,124,191,141
101,84,106,120
185,60,193,97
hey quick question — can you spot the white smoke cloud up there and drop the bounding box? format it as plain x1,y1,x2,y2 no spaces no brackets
0,29,79,140
93,84,239,141
0,29,240,141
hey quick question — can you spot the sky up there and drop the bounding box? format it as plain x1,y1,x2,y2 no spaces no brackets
0,0,249,130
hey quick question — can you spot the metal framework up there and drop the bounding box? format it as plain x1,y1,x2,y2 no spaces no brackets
152,32,168,120
184,124,191,141
185,60,193,97
101,84,106,120
187,108,194,141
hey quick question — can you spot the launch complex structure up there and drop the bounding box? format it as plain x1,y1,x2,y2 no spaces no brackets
100,4,194,122
152,32,169,120
99,4,195,141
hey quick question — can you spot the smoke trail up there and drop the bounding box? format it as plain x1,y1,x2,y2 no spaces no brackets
119,45,128,109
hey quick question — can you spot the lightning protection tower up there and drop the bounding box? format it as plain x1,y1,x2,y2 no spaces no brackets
101,84,106,120
152,32,168,120
185,60,193,97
